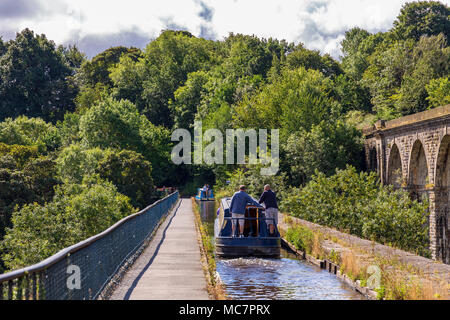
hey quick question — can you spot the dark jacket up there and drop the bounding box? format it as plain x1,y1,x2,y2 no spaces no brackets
259,190,278,209
230,191,262,215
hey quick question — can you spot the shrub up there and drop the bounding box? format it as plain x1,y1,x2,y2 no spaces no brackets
281,166,430,256
1,177,134,270
286,225,314,254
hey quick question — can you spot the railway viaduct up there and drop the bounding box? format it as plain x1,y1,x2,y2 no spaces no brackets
364,104,450,264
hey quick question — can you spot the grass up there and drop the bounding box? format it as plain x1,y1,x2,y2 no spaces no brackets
191,198,226,300
282,214,449,300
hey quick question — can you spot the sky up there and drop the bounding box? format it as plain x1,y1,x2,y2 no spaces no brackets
0,0,449,59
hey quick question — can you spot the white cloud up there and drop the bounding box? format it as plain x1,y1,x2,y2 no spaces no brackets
1,0,449,58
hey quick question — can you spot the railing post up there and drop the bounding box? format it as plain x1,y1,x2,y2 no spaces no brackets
32,273,37,300
38,271,45,300
8,280,13,300
16,277,23,300
24,274,30,300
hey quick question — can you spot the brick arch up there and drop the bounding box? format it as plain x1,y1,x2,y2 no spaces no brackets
408,139,429,188
387,143,402,187
435,135,450,188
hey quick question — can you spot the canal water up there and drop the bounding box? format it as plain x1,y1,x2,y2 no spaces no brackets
197,200,364,300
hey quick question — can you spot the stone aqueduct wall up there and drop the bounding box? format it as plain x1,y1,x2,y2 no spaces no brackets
364,105,450,264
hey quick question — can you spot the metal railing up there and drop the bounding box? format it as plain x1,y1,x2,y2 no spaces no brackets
225,217,280,238
0,192,179,300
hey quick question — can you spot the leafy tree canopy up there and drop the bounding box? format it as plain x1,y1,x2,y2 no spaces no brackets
0,29,78,122
392,1,450,44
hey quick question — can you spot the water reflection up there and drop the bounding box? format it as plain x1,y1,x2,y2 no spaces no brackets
197,199,364,300
216,252,364,300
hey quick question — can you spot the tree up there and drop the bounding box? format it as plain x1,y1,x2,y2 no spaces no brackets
59,44,86,70
284,121,364,186
426,76,450,108
0,143,59,242
0,37,7,56
111,30,218,127
78,97,174,186
55,144,106,184
169,71,209,129
392,1,450,44
0,116,61,152
0,29,78,122
393,34,450,115
233,67,341,143
96,150,155,208
332,74,372,113
1,177,134,270
223,34,284,79
362,39,416,119
286,47,342,78
79,46,142,88
79,98,143,151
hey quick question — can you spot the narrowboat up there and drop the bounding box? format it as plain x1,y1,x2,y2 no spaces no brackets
215,197,281,258
195,188,215,201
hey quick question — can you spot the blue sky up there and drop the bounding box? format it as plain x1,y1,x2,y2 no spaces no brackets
1,0,449,59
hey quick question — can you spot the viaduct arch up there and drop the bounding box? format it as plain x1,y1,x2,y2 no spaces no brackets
364,104,450,263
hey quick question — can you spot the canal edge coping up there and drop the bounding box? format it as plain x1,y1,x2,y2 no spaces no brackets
281,237,378,300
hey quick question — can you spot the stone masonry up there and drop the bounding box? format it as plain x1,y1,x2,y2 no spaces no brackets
364,104,450,264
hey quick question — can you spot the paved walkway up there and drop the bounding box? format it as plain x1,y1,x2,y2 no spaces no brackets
110,199,209,300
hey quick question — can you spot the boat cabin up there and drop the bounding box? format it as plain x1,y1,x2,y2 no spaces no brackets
215,197,281,258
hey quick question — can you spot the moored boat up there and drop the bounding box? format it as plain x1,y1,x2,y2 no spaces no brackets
195,188,215,201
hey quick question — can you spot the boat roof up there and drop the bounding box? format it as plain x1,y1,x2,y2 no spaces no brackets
221,196,261,211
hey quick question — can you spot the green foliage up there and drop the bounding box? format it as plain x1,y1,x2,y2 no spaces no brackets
1,178,134,270
79,97,143,151
80,46,142,88
0,29,78,122
393,34,450,115
286,225,314,254
286,47,342,78
0,145,59,242
333,74,372,113
56,144,106,184
0,142,39,168
284,120,364,186
362,34,450,118
223,33,291,80
78,95,173,186
281,166,430,256
341,28,385,81
0,116,61,152
57,112,82,147
392,1,450,44
111,30,218,127
96,150,155,209
426,76,450,108
169,71,209,129
234,67,341,143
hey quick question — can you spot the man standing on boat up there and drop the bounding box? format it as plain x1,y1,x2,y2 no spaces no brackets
230,185,263,238
259,185,279,236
